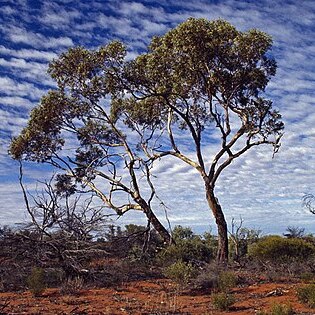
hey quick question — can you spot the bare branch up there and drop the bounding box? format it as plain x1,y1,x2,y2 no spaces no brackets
167,108,179,153
303,194,315,214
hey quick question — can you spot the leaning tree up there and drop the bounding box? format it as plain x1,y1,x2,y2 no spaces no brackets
116,18,284,263
10,42,172,244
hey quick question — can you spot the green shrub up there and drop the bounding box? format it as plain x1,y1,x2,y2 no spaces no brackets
270,303,294,315
248,235,315,262
297,284,315,308
163,260,197,287
218,271,237,293
27,267,46,297
157,226,215,265
257,303,294,315
212,292,235,311
300,272,315,282
172,225,195,240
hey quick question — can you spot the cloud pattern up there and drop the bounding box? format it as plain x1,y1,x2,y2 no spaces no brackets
0,0,314,235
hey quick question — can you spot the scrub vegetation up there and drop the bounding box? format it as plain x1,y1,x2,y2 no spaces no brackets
1,223,315,313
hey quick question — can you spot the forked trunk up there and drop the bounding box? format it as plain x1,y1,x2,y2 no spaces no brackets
205,184,228,264
137,197,172,245
146,208,172,245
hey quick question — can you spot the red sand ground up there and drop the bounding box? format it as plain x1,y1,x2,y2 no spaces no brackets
1,279,314,314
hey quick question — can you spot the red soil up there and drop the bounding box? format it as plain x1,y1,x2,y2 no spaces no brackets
1,279,314,314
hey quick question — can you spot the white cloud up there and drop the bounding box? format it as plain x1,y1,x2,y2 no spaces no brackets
0,109,29,137
3,25,74,49
0,5,16,15
0,45,57,61
0,96,34,109
98,14,141,38
119,2,148,15
140,19,168,35
0,57,54,87
0,76,46,100
40,2,81,28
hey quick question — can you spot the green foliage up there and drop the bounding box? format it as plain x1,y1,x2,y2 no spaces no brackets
125,18,283,138
172,225,195,240
256,303,294,315
248,235,315,262
297,284,315,308
27,267,46,297
9,41,126,163
207,269,236,310
300,272,315,282
163,261,197,287
211,292,235,311
157,226,215,265
218,271,237,293
122,17,283,262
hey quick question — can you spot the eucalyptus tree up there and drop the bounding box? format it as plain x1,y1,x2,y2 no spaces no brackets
10,42,172,244
117,18,284,263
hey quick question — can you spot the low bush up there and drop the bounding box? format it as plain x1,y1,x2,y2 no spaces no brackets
248,235,315,262
209,269,237,310
0,266,28,292
163,260,197,287
300,272,315,282
104,224,164,260
212,292,235,311
27,267,46,297
218,271,237,293
297,284,315,308
257,303,294,315
156,226,216,266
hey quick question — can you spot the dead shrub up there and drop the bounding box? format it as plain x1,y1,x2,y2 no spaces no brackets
60,276,84,295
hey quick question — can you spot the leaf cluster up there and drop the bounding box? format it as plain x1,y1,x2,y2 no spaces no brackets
123,18,283,139
10,42,126,162
248,235,315,262
297,284,315,308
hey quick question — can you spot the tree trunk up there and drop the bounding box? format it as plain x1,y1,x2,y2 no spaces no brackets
205,183,228,264
137,197,172,245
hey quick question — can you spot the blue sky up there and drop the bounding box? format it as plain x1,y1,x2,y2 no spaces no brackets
0,0,314,235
